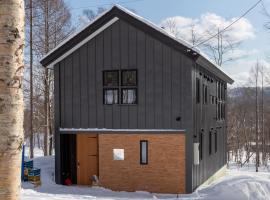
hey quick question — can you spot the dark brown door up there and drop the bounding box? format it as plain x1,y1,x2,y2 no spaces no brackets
77,134,98,185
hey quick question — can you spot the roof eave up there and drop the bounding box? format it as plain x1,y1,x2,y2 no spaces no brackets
196,56,234,84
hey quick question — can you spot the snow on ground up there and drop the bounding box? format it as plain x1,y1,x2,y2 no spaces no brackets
21,150,270,200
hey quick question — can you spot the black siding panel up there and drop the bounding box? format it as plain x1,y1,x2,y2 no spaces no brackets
120,20,129,128
111,21,121,128
137,29,146,128
88,40,97,128
154,40,163,129
96,33,105,128
64,56,73,128
80,45,88,128
128,25,138,129
72,51,81,127
103,27,113,129
54,63,61,184
145,35,155,128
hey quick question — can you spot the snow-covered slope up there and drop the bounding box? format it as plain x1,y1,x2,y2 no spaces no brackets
21,154,270,200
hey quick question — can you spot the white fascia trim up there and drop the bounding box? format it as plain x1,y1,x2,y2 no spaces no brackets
59,128,186,132
48,17,119,68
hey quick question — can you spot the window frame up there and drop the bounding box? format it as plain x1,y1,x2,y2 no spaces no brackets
215,130,218,153
103,69,138,105
103,70,119,87
203,84,208,104
209,131,212,155
200,131,203,160
140,140,148,165
103,88,119,105
196,78,201,104
121,69,138,87
121,88,138,104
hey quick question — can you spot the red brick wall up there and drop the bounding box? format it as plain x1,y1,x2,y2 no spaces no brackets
98,133,186,194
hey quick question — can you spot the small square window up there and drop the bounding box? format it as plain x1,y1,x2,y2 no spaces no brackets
122,70,137,86
122,89,137,104
104,89,118,104
113,149,124,160
103,71,119,87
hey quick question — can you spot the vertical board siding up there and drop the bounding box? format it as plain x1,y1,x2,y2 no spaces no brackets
137,29,146,128
154,40,163,129
128,25,138,129
171,50,181,129
72,51,81,127
58,19,191,131
103,27,113,129
64,56,73,128
120,20,129,128
80,45,88,128
96,33,105,128
54,63,61,184
88,40,97,128
111,21,121,129
192,65,228,191
145,35,155,128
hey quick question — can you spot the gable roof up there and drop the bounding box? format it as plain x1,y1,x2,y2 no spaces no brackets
40,5,234,84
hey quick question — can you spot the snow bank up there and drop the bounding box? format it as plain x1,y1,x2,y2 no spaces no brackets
21,155,270,200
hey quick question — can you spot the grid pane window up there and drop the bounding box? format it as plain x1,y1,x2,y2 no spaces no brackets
103,71,119,87
104,89,118,104
122,70,137,86
103,70,137,105
122,89,137,104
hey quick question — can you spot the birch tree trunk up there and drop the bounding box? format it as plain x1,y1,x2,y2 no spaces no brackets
0,0,24,199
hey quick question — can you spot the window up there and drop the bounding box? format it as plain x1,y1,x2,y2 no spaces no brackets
196,78,200,103
215,131,217,153
103,70,137,105
200,131,203,160
113,149,124,160
140,140,148,164
103,71,119,86
209,131,212,155
122,70,137,86
122,89,137,104
216,81,226,121
203,84,208,104
104,89,118,104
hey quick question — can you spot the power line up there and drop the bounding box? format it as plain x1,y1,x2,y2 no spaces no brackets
70,0,145,11
192,0,263,48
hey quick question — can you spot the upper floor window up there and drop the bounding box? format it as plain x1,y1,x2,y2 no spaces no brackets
196,78,200,104
216,81,226,121
203,84,208,104
103,69,137,105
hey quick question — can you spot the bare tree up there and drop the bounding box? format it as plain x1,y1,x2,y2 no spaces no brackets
161,19,242,66
24,0,73,156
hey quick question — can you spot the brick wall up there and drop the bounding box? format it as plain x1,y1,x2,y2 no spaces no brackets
98,133,186,194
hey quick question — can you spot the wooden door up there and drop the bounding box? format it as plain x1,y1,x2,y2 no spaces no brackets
77,134,98,185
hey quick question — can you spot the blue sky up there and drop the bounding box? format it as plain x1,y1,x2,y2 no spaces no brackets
66,0,270,86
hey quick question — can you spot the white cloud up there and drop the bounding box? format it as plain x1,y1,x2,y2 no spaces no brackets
160,12,255,44
223,58,270,87
161,12,259,87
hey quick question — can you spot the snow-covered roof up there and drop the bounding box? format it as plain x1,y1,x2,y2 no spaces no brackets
40,4,233,84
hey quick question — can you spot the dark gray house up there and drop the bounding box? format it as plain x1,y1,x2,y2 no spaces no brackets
41,5,233,194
